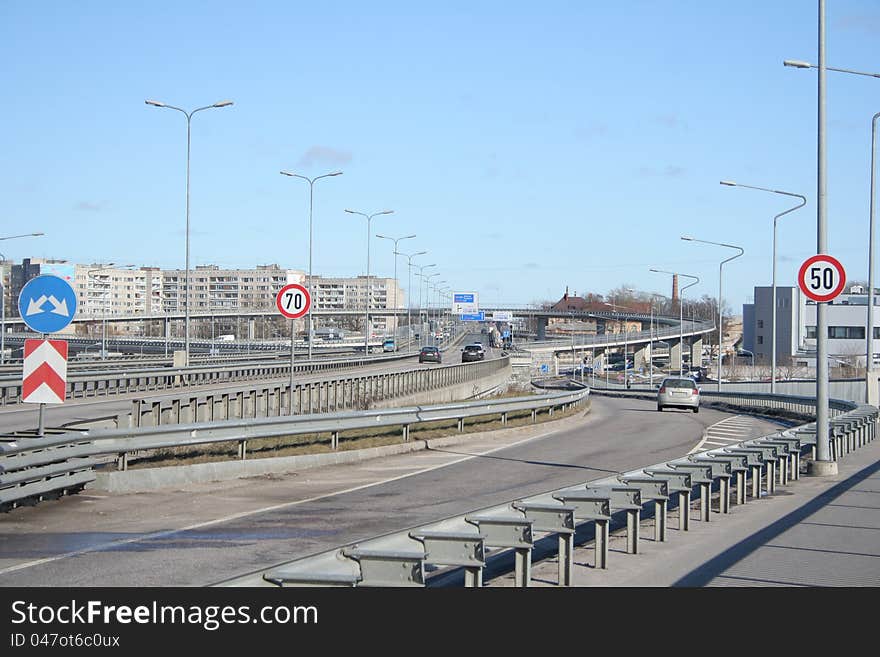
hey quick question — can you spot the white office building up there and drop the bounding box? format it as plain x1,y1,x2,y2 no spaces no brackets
743,285,880,369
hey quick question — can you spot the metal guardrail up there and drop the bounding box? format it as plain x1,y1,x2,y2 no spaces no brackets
211,388,877,588
0,351,416,407
58,355,512,430
526,319,715,351
586,385,856,417
0,327,471,406
0,376,577,509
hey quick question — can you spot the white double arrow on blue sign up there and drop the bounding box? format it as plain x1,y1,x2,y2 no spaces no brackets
17,275,78,334
25,294,71,318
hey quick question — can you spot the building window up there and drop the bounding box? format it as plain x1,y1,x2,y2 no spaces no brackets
806,326,817,339
828,326,865,339
757,336,764,345
757,320,764,329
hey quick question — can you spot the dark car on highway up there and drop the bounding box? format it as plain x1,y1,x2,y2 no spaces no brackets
461,343,485,362
419,346,441,363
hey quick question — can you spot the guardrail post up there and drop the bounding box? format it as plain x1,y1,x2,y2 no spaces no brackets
700,483,709,521
514,548,531,587
626,508,640,553
132,400,141,427
655,500,667,541
735,471,746,504
457,418,464,432
150,401,161,427
501,412,507,425
402,425,409,442
238,440,247,460
679,491,690,530
116,452,128,471
331,431,339,450
595,519,609,568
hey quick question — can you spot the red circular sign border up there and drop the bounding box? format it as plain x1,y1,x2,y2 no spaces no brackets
797,254,847,303
275,283,311,319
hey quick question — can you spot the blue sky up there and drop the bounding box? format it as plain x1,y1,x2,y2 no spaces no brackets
2,1,879,313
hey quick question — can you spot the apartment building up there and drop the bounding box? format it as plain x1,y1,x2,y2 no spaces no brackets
160,264,305,313
310,275,404,333
8,257,404,337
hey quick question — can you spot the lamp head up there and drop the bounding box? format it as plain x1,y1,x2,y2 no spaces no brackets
783,59,812,69
213,100,234,108
681,236,694,241
145,99,165,107
720,180,737,186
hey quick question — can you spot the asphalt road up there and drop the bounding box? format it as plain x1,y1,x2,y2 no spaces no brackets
0,395,784,587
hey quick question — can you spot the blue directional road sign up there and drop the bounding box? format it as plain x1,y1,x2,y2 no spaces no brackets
460,312,485,321
18,275,78,334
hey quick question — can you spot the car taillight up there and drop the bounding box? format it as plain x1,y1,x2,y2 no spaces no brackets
659,387,666,394
692,388,698,395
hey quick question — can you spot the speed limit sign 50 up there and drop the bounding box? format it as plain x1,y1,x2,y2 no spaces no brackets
797,254,846,303
275,283,311,319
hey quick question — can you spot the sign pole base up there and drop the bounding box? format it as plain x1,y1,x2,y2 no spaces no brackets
37,403,45,437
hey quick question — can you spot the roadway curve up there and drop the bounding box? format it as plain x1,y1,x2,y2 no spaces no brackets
0,396,784,586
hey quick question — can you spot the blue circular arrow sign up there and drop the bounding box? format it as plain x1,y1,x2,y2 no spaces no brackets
17,275,78,334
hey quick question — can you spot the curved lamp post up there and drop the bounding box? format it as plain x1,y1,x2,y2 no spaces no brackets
784,51,880,467
345,209,394,353
280,170,343,361
414,263,436,346
146,98,233,365
395,250,427,350
681,237,743,390
720,180,806,392
376,233,416,341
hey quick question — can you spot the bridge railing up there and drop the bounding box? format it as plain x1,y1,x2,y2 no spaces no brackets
0,370,577,510
211,387,877,588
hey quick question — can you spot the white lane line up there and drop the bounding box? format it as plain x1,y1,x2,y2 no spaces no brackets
0,421,573,577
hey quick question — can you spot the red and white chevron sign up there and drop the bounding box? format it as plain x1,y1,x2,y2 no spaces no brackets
22,339,68,404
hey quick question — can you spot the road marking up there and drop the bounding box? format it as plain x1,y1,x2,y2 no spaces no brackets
689,415,782,454
0,419,578,577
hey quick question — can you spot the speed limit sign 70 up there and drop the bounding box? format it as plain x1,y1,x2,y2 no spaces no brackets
276,283,311,319
798,254,846,303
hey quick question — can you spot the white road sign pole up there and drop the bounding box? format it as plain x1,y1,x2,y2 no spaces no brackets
276,284,311,416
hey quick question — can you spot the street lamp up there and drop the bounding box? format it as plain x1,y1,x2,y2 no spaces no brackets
146,98,234,365
650,269,699,375
432,280,447,338
395,250,427,350
0,232,44,364
419,271,441,347
681,236,743,390
281,170,343,361
785,58,880,406
345,209,394,353
783,59,880,78
720,180,806,392
414,263,436,346
644,291,667,386
376,233,416,341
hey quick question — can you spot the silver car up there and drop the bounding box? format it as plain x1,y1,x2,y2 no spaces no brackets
657,376,700,413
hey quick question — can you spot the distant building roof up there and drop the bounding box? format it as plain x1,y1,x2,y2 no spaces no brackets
549,287,650,313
